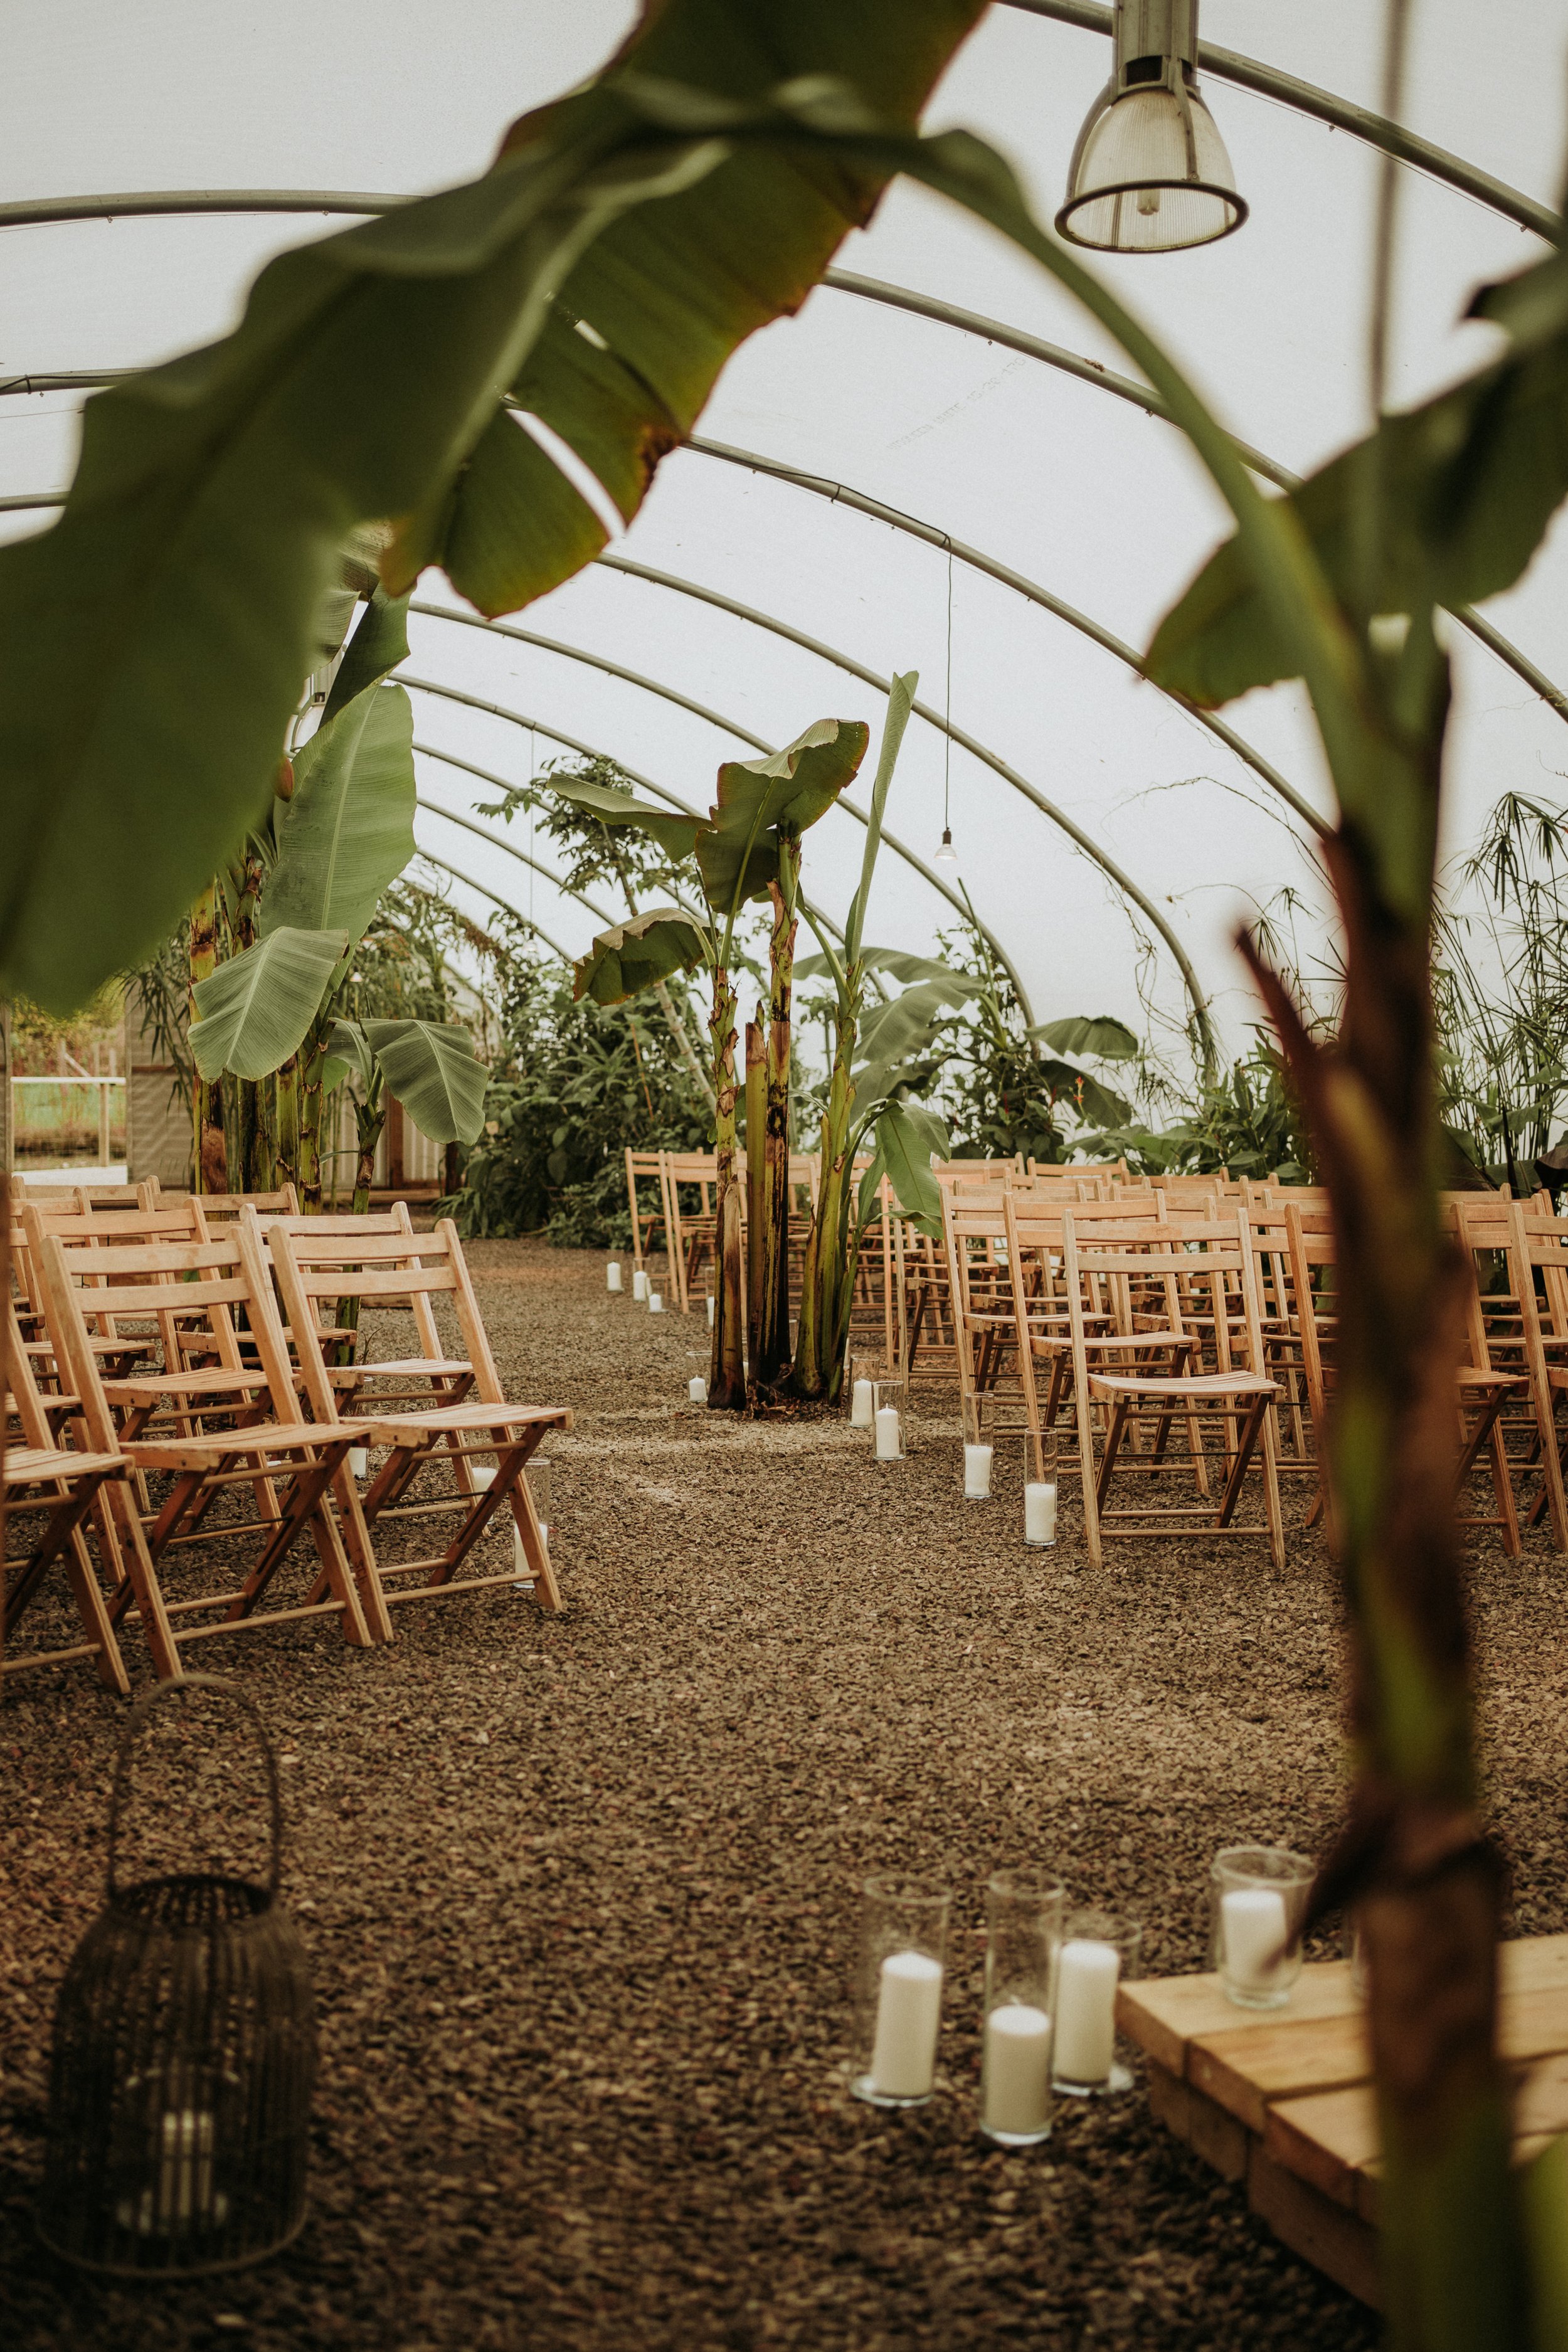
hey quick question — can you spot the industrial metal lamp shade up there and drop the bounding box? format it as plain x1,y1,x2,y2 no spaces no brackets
1056,0,1246,254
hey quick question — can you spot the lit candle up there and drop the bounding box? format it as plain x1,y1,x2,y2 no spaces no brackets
706,1294,716,1327
1052,1939,1119,2085
607,1261,623,1293
875,1405,901,1460
689,1375,707,1405
983,2002,1052,2137
348,1446,369,1480
869,1950,943,2099
649,1290,665,1314
850,1377,874,1429
1025,1481,1057,1545
633,1269,649,1301
1222,1885,1289,1995
158,2108,215,2228
965,1443,993,1499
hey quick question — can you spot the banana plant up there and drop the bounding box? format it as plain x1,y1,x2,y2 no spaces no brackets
324,1015,489,1208
568,718,868,1407
791,675,956,1400
188,590,418,1204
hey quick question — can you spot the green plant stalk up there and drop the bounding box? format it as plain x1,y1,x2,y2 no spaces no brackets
274,1051,300,1194
188,880,221,1192
335,1081,388,1353
795,987,857,1400
759,866,798,1387
707,969,745,1412
744,1014,766,1377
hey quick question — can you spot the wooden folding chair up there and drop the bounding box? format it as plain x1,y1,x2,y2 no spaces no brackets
194,1184,302,1228
624,1149,670,1291
1064,1209,1286,1571
250,1204,475,1416
1288,1200,1523,1553
3,1291,134,1693
28,1211,387,1668
269,1218,571,1617
1499,1201,1568,1549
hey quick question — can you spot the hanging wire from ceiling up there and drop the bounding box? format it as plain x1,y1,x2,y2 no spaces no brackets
936,536,958,868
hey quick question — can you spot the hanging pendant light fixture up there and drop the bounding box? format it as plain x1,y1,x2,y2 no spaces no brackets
1056,0,1247,255
935,826,958,869
935,540,959,869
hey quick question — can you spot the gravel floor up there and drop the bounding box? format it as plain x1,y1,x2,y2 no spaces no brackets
3,1237,1564,2349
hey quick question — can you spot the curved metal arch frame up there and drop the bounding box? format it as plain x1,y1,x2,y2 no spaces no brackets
420,585,1218,1055
818,273,1568,724
397,669,1043,1030
682,435,1328,834
418,845,573,962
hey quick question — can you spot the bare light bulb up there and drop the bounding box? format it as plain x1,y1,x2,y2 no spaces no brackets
935,827,958,869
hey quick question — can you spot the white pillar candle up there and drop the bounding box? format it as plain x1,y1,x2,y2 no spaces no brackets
874,1405,901,1460
850,1377,874,1429
1222,1885,1289,1994
1025,1481,1057,1544
689,1375,707,1405
1052,1939,1120,2084
706,1293,716,1327
348,1446,369,1480
469,1463,496,1491
607,1261,623,1293
964,1443,993,1499
649,1290,664,1313
983,2002,1053,2137
869,1950,943,2099
633,1269,649,1301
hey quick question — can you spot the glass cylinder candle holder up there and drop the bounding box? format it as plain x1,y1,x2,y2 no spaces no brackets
872,1375,909,1461
1051,1909,1141,2095
633,1268,649,1302
1210,1846,1315,2010
981,1868,1064,2146
853,1874,950,2109
847,1353,877,1429
1024,1430,1060,1546
607,1260,623,1293
514,1461,554,1591
706,1292,715,1327
648,1289,665,1314
962,1391,995,1499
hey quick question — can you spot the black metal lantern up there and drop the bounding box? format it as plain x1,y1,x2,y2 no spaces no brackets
41,1675,317,2277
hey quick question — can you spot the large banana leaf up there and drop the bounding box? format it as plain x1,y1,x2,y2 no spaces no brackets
696,718,870,911
364,1018,489,1145
0,0,983,1014
263,684,416,944
1145,241,1568,707
320,583,411,723
573,908,709,1005
862,1099,950,1237
1038,1057,1132,1130
1032,1014,1140,1062
797,945,982,989
546,773,703,863
855,975,977,1073
189,926,349,1081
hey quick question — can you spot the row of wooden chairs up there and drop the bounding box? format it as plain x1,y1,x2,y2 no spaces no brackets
3,1187,568,1695
938,1175,1550,1569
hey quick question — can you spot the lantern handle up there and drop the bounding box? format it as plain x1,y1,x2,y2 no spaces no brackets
106,1673,284,1904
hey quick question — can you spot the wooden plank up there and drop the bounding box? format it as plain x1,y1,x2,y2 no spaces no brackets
1502,1986,1568,2064
1248,2144,1381,2309
1118,1959,1359,2076
1147,2060,1252,2184
1515,2050,1568,2141
1501,1934,1568,1995
1266,2084,1378,2210
1190,2011,1370,2134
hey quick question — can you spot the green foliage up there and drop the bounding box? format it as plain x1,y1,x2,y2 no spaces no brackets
573,909,711,1005
0,0,983,1013
450,944,709,1246
1089,1038,1313,1182
1435,792,1568,1194
361,1017,488,1147
695,719,870,916
189,925,349,1082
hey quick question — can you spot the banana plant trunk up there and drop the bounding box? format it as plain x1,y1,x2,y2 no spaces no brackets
188,881,222,1192
744,1015,766,1379
1251,804,1526,2344
275,1052,300,1195
795,971,860,1402
757,874,796,1390
707,970,746,1411
334,1095,388,1357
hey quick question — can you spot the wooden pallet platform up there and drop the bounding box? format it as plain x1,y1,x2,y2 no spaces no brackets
1116,1934,1568,2307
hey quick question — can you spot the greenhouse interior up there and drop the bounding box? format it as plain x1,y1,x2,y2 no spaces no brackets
5,1,1568,2344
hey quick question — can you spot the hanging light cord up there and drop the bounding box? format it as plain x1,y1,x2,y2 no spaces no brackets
943,536,954,836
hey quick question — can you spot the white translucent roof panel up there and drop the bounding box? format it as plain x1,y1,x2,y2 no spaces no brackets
1,0,1565,1054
